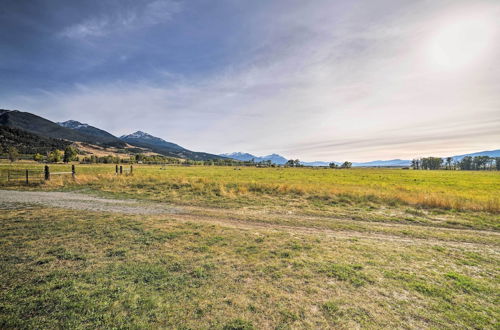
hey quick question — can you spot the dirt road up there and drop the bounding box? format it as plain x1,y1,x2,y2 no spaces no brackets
0,189,182,214
1,189,498,252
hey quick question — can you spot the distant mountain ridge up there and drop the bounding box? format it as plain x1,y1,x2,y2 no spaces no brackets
451,149,500,161
301,161,332,167
222,152,414,167
219,152,256,162
222,150,500,167
352,159,411,167
220,152,288,164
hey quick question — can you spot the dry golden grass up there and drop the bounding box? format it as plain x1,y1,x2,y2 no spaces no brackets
63,166,500,213
1,164,499,212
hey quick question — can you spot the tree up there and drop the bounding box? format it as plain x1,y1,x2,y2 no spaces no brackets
48,150,63,163
473,156,490,170
135,154,145,163
421,157,442,170
63,146,78,163
329,162,338,168
459,156,473,170
33,153,44,162
445,157,453,170
411,159,417,170
286,159,295,167
8,146,19,162
341,161,352,169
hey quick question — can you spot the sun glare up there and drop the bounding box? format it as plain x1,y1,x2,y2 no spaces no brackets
429,13,495,70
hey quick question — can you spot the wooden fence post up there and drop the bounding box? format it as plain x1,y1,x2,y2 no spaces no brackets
120,165,123,174
116,165,119,174
26,169,29,185
130,165,133,174
44,165,50,181
72,165,76,179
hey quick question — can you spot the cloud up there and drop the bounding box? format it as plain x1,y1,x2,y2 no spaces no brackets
4,0,500,161
60,0,181,39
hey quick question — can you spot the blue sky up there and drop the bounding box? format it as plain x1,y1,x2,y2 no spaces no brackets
1,0,499,161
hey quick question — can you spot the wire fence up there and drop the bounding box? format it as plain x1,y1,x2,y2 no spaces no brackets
0,165,134,186
0,168,45,185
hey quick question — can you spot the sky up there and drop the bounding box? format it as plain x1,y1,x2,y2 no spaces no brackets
1,0,499,162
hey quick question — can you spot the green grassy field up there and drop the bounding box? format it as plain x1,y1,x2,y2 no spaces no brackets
0,164,499,328
2,163,500,212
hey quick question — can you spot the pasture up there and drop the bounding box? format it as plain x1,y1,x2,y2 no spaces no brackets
0,164,499,328
2,164,499,212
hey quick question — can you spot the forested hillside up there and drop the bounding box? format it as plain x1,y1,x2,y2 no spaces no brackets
0,126,70,154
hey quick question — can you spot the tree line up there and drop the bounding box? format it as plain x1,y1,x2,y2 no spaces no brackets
411,156,500,170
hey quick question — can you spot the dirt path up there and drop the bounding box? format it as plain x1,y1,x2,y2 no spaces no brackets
1,189,498,251
0,190,183,215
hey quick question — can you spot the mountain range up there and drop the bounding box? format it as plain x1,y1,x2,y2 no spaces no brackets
222,152,500,167
1,109,498,164
219,152,288,165
120,131,225,161
0,110,123,147
220,152,412,167
0,109,224,161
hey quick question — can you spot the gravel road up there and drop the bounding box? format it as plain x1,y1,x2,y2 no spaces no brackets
1,190,497,251
0,189,181,214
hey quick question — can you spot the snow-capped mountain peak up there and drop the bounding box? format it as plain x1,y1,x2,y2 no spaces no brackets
120,131,186,152
220,152,288,164
120,131,160,140
58,120,90,129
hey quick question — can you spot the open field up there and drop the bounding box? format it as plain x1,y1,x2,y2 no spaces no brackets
1,163,500,213
0,164,499,328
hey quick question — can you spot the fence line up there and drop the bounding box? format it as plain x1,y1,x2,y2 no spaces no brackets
116,165,133,175
45,165,76,180
0,168,44,185
1,164,134,185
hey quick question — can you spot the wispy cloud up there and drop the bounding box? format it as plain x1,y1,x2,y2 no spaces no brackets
4,0,500,161
60,0,181,39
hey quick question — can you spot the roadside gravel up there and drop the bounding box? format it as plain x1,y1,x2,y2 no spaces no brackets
0,189,182,214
